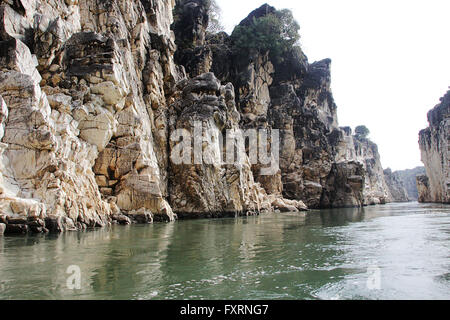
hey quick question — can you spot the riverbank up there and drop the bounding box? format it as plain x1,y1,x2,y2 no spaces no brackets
1,200,421,236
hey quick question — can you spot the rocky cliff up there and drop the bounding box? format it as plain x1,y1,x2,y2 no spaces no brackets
0,1,393,235
332,127,393,206
0,0,186,234
418,90,450,204
383,168,409,202
393,166,425,201
205,4,393,209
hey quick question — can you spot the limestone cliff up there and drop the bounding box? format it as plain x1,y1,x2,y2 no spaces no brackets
416,175,432,203
0,1,393,235
393,166,425,201
0,0,309,235
0,0,185,233
418,90,450,204
383,169,409,202
332,127,392,206
204,5,392,209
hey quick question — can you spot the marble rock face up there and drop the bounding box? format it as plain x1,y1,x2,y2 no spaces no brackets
0,1,396,233
0,0,181,233
384,168,410,203
203,4,394,210
418,90,450,204
393,166,425,201
0,0,309,234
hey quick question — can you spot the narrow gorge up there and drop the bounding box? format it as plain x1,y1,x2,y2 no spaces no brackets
0,0,410,235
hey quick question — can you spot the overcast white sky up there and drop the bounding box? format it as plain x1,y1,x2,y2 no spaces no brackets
216,0,450,171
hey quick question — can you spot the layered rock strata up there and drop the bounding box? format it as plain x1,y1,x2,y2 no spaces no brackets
332,127,392,206
393,166,425,201
0,1,395,234
204,5,393,209
0,0,186,233
418,90,450,204
383,169,409,202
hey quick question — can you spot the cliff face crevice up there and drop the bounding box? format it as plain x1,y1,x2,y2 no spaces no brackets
391,167,425,201
383,169,409,203
418,90,449,204
0,1,393,235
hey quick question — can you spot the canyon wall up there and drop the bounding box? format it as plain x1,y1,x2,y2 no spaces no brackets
0,0,186,233
205,5,393,209
383,169,409,202
0,1,394,235
333,127,394,205
393,166,425,201
418,90,450,204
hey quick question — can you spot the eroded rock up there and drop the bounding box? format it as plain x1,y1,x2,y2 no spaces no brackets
0,0,400,234
384,168,410,202
418,90,449,204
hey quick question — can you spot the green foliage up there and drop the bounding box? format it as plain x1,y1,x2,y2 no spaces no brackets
355,125,370,138
231,9,300,63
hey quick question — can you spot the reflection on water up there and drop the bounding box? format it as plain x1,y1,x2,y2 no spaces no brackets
319,207,365,227
0,202,449,300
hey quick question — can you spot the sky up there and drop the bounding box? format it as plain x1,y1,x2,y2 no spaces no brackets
216,0,450,171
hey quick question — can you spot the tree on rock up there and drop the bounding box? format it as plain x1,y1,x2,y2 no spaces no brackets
230,5,300,63
355,125,370,139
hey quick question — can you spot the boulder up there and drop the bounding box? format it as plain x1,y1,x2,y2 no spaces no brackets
5,224,28,234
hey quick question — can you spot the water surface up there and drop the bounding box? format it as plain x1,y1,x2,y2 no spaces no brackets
0,202,449,300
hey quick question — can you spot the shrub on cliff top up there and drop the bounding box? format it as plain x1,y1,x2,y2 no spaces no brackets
355,125,370,139
230,8,300,63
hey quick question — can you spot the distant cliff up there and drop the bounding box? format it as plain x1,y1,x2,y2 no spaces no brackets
393,167,425,201
418,90,449,204
332,127,393,206
0,1,395,235
383,169,409,202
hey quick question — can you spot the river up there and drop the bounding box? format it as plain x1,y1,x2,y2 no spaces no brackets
0,202,449,300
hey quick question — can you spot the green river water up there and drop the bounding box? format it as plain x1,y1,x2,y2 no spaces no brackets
0,202,449,300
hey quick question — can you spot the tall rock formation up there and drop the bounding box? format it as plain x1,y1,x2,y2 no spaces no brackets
383,169,409,202
416,175,432,203
418,90,450,204
0,0,186,233
394,166,425,201
0,0,309,234
331,127,392,206
0,1,393,234
205,5,393,209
